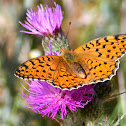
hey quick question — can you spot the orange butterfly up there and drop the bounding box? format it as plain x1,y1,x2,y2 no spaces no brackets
15,34,126,90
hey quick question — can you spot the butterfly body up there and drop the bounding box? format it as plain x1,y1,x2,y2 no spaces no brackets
15,34,126,90
61,49,86,78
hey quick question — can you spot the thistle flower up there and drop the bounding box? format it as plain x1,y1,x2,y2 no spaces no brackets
19,2,63,36
19,2,70,53
21,80,95,120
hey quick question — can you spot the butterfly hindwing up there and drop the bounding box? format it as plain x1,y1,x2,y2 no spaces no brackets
77,57,119,84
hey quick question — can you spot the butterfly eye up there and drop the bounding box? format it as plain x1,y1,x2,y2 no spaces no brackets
63,52,72,60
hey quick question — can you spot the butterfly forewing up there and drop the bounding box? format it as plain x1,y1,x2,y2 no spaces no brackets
15,55,62,81
15,55,86,90
74,34,126,61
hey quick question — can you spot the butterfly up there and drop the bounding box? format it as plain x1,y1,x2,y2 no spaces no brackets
15,34,126,90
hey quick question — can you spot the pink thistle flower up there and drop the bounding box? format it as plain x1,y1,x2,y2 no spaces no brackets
21,80,95,120
19,2,63,36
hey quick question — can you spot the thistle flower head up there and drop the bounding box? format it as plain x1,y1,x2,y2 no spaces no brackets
19,2,63,36
21,80,95,120
19,2,70,53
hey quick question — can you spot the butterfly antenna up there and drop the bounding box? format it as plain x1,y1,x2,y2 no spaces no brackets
66,22,71,37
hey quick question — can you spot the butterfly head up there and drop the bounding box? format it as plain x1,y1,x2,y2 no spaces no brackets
60,48,77,62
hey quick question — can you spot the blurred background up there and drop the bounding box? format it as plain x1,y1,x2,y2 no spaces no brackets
0,0,126,125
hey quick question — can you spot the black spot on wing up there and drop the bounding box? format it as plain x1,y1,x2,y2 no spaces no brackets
93,80,97,82
73,85,77,88
86,44,90,49
111,42,114,45
46,64,50,66
36,58,44,63
96,48,99,52
50,68,55,71
114,34,120,40
29,60,35,65
90,42,94,47
36,70,39,72
43,70,46,73
98,53,102,57
82,47,85,51
94,65,97,69
100,78,104,81
107,55,109,58
104,37,108,42
103,45,106,48
42,57,45,61
122,51,125,54
38,78,41,80
87,59,93,64
16,69,20,73
113,46,116,49
99,63,101,66
112,70,114,74
89,67,93,71
46,56,51,61
38,64,44,67
22,64,28,69
104,62,107,65
111,56,114,60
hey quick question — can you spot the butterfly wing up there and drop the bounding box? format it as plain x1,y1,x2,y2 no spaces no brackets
73,34,126,84
74,34,126,61
15,55,86,90
15,55,62,81
50,63,87,90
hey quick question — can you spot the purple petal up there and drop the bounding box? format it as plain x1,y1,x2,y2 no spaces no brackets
20,80,95,120
20,2,63,36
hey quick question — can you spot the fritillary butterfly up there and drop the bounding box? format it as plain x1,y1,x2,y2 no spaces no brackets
15,34,126,90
